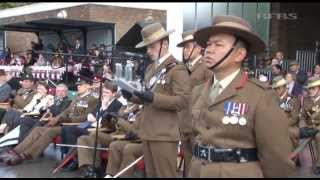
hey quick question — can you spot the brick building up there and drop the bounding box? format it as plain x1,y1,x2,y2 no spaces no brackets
0,3,166,54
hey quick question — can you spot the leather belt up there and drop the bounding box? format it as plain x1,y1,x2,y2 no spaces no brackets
193,144,258,163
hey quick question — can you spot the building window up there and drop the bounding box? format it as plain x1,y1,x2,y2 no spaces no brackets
0,31,4,51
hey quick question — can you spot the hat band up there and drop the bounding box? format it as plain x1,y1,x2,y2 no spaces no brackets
142,28,168,44
273,79,287,88
308,81,320,88
215,21,251,32
183,34,194,42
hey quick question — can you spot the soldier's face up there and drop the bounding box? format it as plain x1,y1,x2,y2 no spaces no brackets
146,40,168,61
314,65,320,74
183,42,195,61
276,52,283,60
21,80,34,89
102,88,115,103
309,86,320,97
204,33,245,72
285,73,294,83
77,84,89,94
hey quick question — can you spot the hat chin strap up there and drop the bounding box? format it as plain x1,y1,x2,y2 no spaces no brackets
183,42,196,64
157,39,164,63
208,37,239,71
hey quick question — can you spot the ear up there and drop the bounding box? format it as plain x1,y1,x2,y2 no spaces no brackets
234,48,247,63
162,39,169,50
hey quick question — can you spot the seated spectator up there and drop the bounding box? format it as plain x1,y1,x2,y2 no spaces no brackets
0,70,13,103
0,76,98,166
34,53,46,66
0,73,36,132
0,81,54,133
286,72,295,96
272,64,284,78
18,83,71,142
313,63,320,78
52,55,64,68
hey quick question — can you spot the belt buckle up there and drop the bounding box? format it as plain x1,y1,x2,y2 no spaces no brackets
234,148,248,163
198,145,210,161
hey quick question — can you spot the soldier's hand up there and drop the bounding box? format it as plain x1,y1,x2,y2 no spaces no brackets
299,127,319,139
121,89,133,100
133,90,154,103
46,117,59,127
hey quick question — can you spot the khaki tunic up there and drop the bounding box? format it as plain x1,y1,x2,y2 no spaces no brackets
131,55,191,141
189,70,295,178
13,88,36,109
277,93,300,148
301,97,320,166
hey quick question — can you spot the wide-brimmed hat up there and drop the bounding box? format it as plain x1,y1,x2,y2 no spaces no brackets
76,75,92,86
272,76,287,89
177,30,195,47
306,77,320,89
194,15,266,54
21,72,35,81
289,60,299,67
135,22,175,48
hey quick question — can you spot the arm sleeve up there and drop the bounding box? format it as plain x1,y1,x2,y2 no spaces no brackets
254,90,296,177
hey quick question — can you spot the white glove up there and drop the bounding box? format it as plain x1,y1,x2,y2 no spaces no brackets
87,113,97,123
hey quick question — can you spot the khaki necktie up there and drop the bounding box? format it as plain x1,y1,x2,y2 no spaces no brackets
209,81,221,103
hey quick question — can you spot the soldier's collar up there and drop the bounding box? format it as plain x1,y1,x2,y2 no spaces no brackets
80,91,91,98
280,90,288,100
188,55,202,68
314,95,320,103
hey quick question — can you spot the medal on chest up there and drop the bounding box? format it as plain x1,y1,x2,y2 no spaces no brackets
223,101,249,126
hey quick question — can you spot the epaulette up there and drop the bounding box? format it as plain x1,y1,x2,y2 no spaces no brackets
248,78,271,90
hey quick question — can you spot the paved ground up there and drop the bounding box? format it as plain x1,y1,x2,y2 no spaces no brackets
0,143,320,178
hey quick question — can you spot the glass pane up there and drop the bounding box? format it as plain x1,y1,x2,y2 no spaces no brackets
183,3,196,31
196,2,212,29
228,2,243,17
0,31,4,51
256,3,270,45
212,2,228,18
243,2,257,32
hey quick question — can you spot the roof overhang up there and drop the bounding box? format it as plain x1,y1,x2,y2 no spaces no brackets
0,18,114,33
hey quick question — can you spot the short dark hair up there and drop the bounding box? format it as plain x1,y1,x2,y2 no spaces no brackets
104,81,118,93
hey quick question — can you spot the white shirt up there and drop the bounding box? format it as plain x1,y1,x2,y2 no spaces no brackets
23,94,54,114
156,53,171,68
213,69,241,95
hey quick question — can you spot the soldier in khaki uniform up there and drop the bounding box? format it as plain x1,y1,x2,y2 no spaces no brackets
188,15,295,178
0,77,98,165
12,73,36,109
0,73,36,133
300,77,320,174
176,30,212,176
271,76,300,149
105,109,143,178
121,22,191,177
